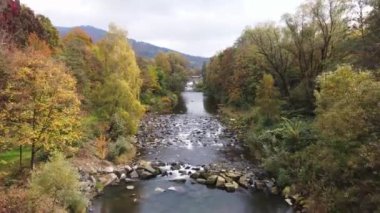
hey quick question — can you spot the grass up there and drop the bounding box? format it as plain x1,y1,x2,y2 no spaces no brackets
0,147,31,165
0,147,31,183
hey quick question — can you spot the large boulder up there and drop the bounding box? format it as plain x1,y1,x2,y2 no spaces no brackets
196,178,207,184
225,181,239,192
129,170,139,179
206,175,218,185
238,174,250,188
100,166,114,174
190,172,200,179
99,173,118,187
199,171,211,179
138,160,158,174
125,165,133,173
254,180,265,190
225,171,241,181
215,176,226,188
137,169,156,180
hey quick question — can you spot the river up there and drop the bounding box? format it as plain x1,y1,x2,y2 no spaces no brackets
91,83,293,213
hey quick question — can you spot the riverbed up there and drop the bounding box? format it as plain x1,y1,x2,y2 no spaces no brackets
91,85,293,213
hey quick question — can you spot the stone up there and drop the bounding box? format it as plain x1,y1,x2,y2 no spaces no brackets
206,175,218,185
137,169,156,180
285,198,293,206
264,180,275,189
190,172,199,180
215,176,226,188
90,175,96,183
125,165,133,173
178,170,187,175
159,166,170,174
89,167,97,174
125,178,138,183
99,173,118,186
225,171,241,181
196,178,207,184
138,161,157,174
169,178,187,184
155,187,165,193
120,173,126,180
168,186,176,191
130,170,139,179
199,171,210,179
126,185,135,190
271,186,279,195
238,175,250,188
225,181,239,192
170,164,181,170
102,166,114,173
254,180,265,190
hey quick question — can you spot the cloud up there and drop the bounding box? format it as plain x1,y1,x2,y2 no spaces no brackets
21,0,304,57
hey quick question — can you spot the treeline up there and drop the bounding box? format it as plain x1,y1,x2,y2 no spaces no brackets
139,52,189,113
0,0,189,211
205,0,379,212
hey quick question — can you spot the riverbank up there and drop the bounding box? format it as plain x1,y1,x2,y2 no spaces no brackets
213,106,309,212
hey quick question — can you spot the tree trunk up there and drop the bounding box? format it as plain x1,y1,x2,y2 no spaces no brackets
19,145,23,170
30,143,35,170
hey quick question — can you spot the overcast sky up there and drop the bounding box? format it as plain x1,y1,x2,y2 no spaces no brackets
21,0,304,57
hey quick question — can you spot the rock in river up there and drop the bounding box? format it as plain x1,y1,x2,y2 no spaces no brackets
196,178,207,184
129,170,139,179
137,169,156,180
206,175,218,185
225,181,239,192
238,174,250,188
215,176,226,188
126,185,135,190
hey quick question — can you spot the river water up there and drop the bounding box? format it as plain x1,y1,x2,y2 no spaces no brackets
92,84,293,213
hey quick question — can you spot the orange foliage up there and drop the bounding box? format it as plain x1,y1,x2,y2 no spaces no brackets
27,33,52,56
95,135,108,159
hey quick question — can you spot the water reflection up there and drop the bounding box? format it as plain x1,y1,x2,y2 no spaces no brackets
93,181,292,213
173,94,187,114
204,95,218,115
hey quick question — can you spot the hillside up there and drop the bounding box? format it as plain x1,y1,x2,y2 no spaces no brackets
56,26,208,69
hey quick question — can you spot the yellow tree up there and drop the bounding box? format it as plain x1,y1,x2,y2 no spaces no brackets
255,73,283,125
0,47,81,169
94,24,144,138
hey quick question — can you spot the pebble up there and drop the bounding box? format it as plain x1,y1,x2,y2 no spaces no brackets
126,185,135,190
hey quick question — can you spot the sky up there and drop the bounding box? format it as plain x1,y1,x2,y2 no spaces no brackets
21,0,304,57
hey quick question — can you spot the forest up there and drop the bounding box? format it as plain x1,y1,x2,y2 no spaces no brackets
204,0,379,211
0,0,189,211
0,0,379,212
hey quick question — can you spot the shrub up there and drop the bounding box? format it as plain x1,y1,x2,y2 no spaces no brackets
107,136,136,164
29,152,88,212
315,65,380,141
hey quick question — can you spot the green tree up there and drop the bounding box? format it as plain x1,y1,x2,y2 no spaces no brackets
283,0,351,108
242,24,292,97
314,65,380,141
61,28,102,106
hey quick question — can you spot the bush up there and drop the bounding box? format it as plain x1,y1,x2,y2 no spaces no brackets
29,152,88,212
107,136,136,164
315,65,380,141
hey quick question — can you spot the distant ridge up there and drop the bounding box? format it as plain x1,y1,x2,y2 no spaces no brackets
56,25,209,69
